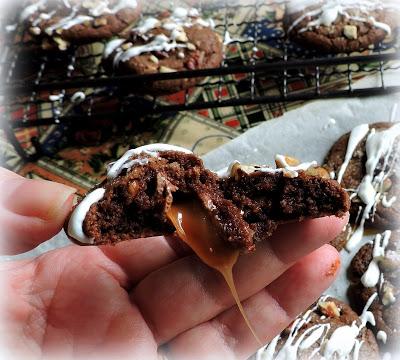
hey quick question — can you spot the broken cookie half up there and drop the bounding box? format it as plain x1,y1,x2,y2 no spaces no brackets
66,144,350,252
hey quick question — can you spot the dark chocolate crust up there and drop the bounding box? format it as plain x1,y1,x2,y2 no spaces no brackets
285,4,397,54
103,12,223,93
324,122,400,230
66,150,350,251
349,230,400,350
270,297,380,360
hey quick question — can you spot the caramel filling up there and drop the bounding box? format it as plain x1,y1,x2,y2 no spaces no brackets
167,199,261,345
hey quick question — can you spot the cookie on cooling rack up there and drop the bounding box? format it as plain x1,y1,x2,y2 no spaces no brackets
284,0,398,53
102,7,223,94
324,122,400,231
349,230,400,351
255,296,380,360
18,0,141,51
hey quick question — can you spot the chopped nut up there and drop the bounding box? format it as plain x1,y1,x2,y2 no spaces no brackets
381,283,396,306
82,0,97,8
121,42,133,50
29,26,41,35
187,43,196,51
175,30,189,43
177,51,185,59
382,178,393,192
128,181,140,198
53,36,69,51
319,301,341,318
159,66,177,73
149,55,159,64
275,155,300,169
94,17,108,27
306,166,331,179
343,25,358,40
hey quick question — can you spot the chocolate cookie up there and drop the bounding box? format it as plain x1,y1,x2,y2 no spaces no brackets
350,230,400,351
255,296,380,359
18,0,141,51
324,122,400,235
103,7,223,93
65,144,349,251
285,0,398,53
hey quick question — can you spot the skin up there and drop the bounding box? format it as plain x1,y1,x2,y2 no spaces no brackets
0,167,349,359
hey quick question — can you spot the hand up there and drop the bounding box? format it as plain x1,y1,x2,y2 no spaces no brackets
0,167,348,359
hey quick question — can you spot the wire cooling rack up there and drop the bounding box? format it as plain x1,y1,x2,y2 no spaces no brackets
1,0,400,161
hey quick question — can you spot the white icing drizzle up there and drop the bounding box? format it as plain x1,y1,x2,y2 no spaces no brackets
217,157,318,179
361,230,391,288
105,7,213,64
377,330,388,344
45,9,93,35
67,188,105,244
20,0,47,21
133,17,160,34
345,123,400,251
31,0,137,36
337,124,370,184
382,195,397,208
257,294,378,360
107,143,192,179
287,0,398,35
103,38,125,58
112,34,188,66
274,154,318,178
71,91,86,104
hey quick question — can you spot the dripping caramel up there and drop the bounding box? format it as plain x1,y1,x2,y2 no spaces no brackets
167,199,261,345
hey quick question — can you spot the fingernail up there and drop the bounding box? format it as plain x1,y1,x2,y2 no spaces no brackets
1,178,77,221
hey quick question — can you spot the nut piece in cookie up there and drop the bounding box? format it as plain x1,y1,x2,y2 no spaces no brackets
284,1,398,53
65,145,349,252
102,7,223,94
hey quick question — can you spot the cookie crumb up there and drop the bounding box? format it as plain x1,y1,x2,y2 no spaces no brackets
325,258,340,277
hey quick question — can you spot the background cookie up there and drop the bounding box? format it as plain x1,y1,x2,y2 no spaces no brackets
19,0,142,50
256,296,380,359
284,1,398,53
349,230,400,350
324,122,400,230
103,7,223,94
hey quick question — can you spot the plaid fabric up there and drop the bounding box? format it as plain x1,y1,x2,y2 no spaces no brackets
1,0,398,193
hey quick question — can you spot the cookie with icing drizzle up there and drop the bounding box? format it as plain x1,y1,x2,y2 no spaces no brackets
284,0,398,53
255,296,380,360
65,144,349,251
325,122,400,235
102,7,223,93
18,0,142,51
350,230,400,351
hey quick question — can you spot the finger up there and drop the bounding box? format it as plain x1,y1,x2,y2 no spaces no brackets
132,216,347,344
0,168,76,255
99,235,191,284
165,245,340,360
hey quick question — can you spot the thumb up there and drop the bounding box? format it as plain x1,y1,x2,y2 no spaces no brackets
0,168,76,255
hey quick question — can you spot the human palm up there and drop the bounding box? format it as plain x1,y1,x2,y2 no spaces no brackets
0,168,347,359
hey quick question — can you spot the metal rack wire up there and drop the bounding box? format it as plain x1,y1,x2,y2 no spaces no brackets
1,0,400,161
